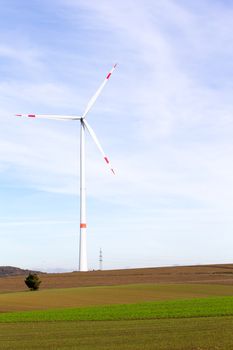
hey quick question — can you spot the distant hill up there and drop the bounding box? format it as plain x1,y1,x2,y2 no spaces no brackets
0,266,42,277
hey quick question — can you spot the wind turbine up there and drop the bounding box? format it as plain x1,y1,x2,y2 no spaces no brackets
16,64,117,271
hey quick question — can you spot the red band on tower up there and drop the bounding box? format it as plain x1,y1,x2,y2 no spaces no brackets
80,223,87,228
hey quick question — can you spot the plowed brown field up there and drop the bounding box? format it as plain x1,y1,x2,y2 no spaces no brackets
0,263,232,293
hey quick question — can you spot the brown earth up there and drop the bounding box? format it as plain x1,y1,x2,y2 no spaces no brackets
0,263,232,293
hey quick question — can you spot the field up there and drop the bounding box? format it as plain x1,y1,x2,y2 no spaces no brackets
0,264,233,349
1,263,233,293
0,295,233,322
0,317,233,350
1,283,233,312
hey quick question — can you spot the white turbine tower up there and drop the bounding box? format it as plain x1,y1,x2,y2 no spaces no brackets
16,64,117,271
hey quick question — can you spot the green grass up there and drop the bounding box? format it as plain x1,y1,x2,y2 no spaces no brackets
0,317,233,349
0,296,232,322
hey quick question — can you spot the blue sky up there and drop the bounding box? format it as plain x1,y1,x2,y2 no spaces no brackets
0,0,233,271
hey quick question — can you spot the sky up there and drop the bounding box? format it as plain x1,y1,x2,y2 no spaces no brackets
0,0,233,272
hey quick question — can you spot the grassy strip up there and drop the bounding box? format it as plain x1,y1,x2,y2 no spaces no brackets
0,296,232,323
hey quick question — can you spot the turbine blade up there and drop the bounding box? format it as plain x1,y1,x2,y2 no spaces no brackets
82,63,117,118
83,119,115,175
15,114,81,121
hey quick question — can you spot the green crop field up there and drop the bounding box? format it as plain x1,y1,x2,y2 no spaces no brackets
0,283,232,349
0,296,233,322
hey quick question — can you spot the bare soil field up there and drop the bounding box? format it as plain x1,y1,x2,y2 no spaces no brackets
0,263,232,293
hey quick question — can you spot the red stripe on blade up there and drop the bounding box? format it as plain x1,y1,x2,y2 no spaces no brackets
106,72,111,79
15,114,22,117
28,114,36,118
104,157,109,164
